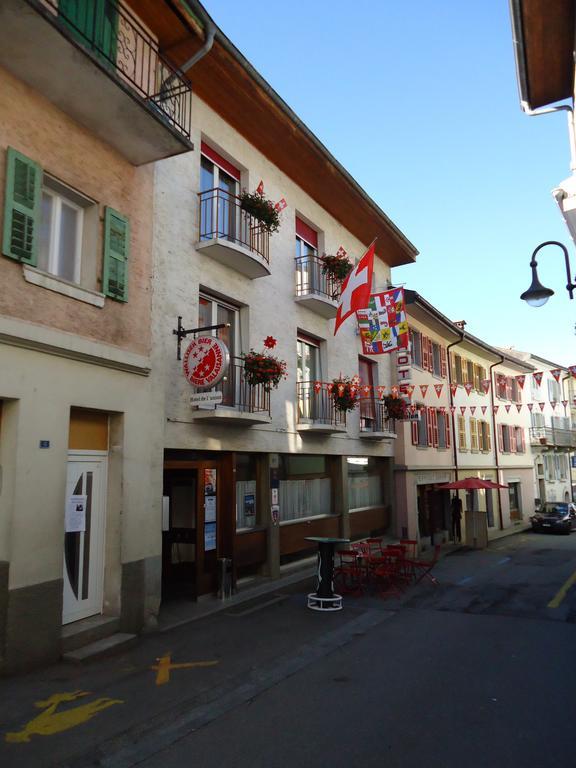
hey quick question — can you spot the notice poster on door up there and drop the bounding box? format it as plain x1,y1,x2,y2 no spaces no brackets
204,469,217,547
65,494,87,533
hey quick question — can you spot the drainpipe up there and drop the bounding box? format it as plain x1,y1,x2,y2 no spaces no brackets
489,356,505,530
519,104,576,172
562,374,575,501
161,0,216,89
446,333,464,482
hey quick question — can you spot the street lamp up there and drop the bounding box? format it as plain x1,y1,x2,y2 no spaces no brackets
520,241,576,307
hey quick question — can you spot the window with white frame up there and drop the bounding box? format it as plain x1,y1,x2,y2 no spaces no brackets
297,334,322,420
555,454,568,480
199,146,240,241
411,329,422,368
198,292,241,405
548,378,561,403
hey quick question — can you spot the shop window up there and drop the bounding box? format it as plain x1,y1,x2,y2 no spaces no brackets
235,453,258,530
278,454,331,522
347,457,384,510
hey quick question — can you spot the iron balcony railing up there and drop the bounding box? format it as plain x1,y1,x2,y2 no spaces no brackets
529,426,576,449
194,357,270,416
43,0,192,141
359,399,395,434
295,255,342,301
297,382,346,427
198,188,270,264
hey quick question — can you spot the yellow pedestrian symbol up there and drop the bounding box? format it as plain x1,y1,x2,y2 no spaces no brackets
151,653,219,686
5,690,123,743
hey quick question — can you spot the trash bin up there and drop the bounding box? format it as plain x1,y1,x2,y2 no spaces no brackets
217,557,234,600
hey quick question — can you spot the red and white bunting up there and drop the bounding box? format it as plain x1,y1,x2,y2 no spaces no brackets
256,180,264,195
350,385,357,396
450,384,458,397
460,406,467,415
434,383,443,398
337,384,345,396
569,365,576,378
481,379,491,394
274,198,287,212
527,403,533,412
376,385,385,398
550,368,562,383
391,386,399,397
533,371,543,387
504,404,511,413
439,406,446,415
449,406,456,415
336,245,347,258
327,383,334,395
492,405,499,414
551,400,557,411
313,380,322,394
562,400,569,412
464,382,473,396
352,374,361,387
406,384,415,398
515,403,522,413
515,375,525,390
420,384,429,398
538,402,545,411
470,406,476,415
481,405,487,415
362,385,371,397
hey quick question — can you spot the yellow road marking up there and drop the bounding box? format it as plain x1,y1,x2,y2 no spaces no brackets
548,569,576,609
151,653,219,686
5,691,123,743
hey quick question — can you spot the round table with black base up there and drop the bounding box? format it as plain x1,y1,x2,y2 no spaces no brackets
305,536,350,611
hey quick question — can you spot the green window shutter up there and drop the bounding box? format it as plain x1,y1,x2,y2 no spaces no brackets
103,207,129,302
2,148,42,265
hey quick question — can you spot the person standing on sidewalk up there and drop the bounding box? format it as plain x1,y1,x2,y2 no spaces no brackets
451,495,463,543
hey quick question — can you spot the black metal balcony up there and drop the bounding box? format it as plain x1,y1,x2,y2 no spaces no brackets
294,256,342,318
529,426,576,449
359,399,396,438
189,357,271,425
197,189,271,278
296,382,346,433
0,0,193,164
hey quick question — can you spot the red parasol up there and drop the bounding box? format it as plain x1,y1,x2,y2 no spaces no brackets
436,477,508,490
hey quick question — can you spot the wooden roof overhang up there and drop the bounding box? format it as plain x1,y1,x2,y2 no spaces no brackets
127,0,418,268
510,0,575,109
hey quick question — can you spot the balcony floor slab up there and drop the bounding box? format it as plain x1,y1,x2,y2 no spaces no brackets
189,408,271,426
196,239,271,279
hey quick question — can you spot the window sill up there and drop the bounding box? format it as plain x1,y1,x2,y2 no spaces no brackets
23,266,105,308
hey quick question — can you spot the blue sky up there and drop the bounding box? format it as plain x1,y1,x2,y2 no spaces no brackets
203,0,575,366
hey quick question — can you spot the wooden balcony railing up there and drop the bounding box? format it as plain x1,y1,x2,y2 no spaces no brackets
44,0,192,140
198,188,270,264
295,255,341,301
297,382,346,427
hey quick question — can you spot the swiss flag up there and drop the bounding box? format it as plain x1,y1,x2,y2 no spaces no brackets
334,241,375,335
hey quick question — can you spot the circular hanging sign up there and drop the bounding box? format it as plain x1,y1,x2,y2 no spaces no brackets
183,336,230,389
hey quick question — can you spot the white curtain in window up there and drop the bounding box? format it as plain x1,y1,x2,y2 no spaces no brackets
278,478,331,522
348,474,383,510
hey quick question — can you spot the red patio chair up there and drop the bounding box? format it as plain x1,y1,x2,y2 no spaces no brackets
333,550,363,595
406,544,441,585
373,548,406,598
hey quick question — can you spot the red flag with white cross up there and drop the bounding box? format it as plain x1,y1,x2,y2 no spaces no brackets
334,241,376,335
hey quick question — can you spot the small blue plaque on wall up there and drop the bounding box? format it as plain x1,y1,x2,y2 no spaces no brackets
39,440,50,449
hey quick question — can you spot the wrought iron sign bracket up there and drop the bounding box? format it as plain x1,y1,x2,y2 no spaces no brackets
173,317,230,360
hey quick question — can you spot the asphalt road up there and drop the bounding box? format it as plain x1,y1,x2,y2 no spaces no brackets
2,531,576,768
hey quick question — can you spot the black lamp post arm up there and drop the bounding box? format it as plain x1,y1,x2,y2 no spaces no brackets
530,240,576,300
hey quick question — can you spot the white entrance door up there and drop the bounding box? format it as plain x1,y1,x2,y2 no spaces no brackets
62,454,107,625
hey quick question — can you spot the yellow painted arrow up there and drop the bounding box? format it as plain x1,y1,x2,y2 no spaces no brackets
151,653,219,686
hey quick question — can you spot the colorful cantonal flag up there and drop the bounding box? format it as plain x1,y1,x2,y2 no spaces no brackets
334,241,376,336
356,285,408,352
533,371,543,387
434,384,443,398
516,375,525,389
550,369,562,383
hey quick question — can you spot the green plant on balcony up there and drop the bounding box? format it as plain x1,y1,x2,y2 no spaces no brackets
320,252,353,282
331,376,360,413
382,394,408,420
239,190,281,234
242,336,287,391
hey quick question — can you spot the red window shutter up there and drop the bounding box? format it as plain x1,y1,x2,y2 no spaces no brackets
421,336,429,371
440,347,447,378
295,217,318,248
445,413,451,447
432,409,439,446
411,420,418,445
427,407,434,446
505,377,513,401
200,142,241,181
428,338,434,372
497,424,504,452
